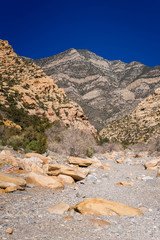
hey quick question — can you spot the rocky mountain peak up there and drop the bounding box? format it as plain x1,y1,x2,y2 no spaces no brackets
32,48,160,129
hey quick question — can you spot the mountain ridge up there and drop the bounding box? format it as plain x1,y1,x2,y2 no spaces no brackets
28,48,160,129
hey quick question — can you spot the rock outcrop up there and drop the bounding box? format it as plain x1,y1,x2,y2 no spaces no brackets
100,89,160,144
29,48,160,129
0,40,96,135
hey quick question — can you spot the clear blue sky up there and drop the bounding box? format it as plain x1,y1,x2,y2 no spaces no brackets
1,0,160,67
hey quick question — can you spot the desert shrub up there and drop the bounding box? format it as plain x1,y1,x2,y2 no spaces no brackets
121,140,130,149
8,135,23,151
85,147,94,158
46,123,97,157
0,102,50,153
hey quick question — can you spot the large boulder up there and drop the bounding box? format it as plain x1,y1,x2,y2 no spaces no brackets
24,153,50,164
0,153,18,166
67,156,94,167
71,198,143,216
57,174,75,184
18,157,44,173
25,172,64,189
0,172,26,187
47,164,87,181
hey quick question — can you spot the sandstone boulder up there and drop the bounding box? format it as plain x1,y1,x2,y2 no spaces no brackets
68,156,93,167
57,174,75,184
47,164,87,181
0,172,26,187
24,153,49,164
19,157,43,173
71,198,143,216
0,153,18,166
5,186,23,193
25,172,64,189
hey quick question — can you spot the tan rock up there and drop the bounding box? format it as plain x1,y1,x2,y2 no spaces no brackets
71,198,143,216
57,174,75,184
24,153,49,164
48,164,87,181
26,172,64,189
0,153,18,166
144,159,160,170
64,215,74,220
68,156,93,167
47,202,70,214
48,164,71,171
18,158,43,173
0,180,17,189
5,186,19,193
0,172,26,187
115,182,134,186
6,228,13,234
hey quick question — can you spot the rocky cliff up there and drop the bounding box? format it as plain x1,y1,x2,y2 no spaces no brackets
0,40,96,136
31,49,160,129
100,88,160,145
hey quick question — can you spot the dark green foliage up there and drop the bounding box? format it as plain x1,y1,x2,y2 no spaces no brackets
0,101,50,153
121,140,130,149
85,147,94,158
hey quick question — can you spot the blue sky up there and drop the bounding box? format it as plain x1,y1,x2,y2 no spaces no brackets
1,0,160,67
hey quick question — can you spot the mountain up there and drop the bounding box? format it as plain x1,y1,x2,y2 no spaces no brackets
100,88,160,146
0,40,97,153
31,49,160,129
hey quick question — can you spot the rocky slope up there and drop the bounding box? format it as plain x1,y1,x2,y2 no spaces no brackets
30,49,160,129
0,40,96,135
100,88,160,145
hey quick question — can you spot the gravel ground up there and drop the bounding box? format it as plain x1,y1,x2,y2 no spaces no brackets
0,151,160,240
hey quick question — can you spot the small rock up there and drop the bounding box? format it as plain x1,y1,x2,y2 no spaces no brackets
6,227,13,234
115,181,134,186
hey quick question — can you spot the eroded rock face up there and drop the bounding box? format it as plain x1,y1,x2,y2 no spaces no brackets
0,40,97,136
72,198,143,216
30,48,160,129
100,89,160,144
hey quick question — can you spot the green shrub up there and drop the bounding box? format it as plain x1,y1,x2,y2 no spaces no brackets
85,147,94,158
